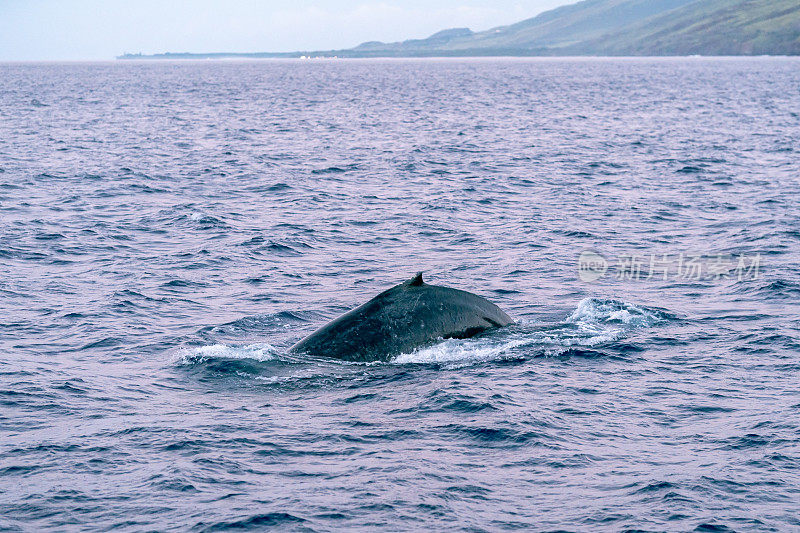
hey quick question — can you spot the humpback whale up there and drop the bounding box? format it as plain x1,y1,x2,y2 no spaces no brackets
290,273,513,362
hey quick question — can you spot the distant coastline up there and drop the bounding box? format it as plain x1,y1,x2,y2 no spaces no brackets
116,49,577,60
118,0,800,60
117,51,800,60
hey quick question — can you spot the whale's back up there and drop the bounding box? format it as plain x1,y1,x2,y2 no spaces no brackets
290,274,512,362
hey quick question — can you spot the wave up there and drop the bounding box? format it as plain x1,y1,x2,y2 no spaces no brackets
177,299,673,374
566,297,671,328
175,343,287,377
393,298,671,367
392,336,531,366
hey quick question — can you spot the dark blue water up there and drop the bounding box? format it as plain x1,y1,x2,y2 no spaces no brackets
1,58,799,531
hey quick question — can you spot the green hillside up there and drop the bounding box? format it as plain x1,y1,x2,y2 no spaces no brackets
581,0,800,55
406,0,697,52
347,0,698,55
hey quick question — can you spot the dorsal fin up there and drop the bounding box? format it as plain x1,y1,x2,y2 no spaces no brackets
408,272,424,287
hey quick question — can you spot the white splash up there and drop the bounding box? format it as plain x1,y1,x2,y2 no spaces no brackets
391,298,667,366
392,337,530,367
176,343,280,364
567,298,665,328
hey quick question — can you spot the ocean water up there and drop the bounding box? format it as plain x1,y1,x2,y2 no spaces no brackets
1,58,799,531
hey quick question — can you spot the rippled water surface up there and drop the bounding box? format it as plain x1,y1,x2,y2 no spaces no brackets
1,58,800,531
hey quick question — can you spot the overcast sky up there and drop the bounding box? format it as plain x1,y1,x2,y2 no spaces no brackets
0,0,572,60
